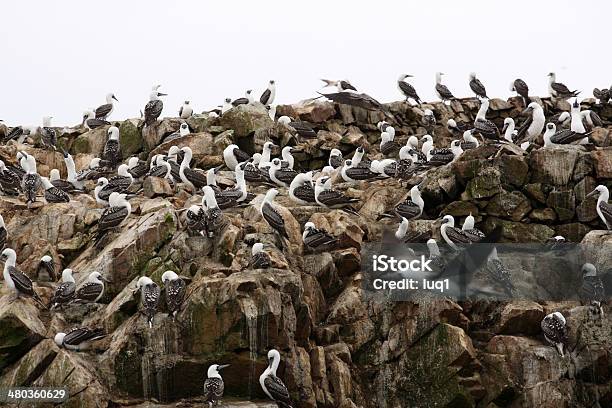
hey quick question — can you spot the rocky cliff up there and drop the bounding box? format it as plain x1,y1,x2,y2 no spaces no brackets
0,96,611,408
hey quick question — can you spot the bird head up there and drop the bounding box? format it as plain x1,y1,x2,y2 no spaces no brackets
581,263,597,277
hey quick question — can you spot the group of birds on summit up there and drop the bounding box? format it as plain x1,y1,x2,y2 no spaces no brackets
0,71,610,407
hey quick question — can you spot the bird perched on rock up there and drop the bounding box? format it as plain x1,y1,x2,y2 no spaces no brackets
441,215,484,251
74,271,108,303
587,185,611,229
378,185,424,221
321,78,357,92
268,158,298,187
260,349,293,408
541,312,569,356
103,126,123,168
0,214,6,249
260,80,276,106
260,188,289,240
1,248,46,307
82,110,110,130
95,93,118,120
179,100,193,119
277,116,317,139
579,263,605,317
421,109,436,134
397,74,421,104
49,268,76,309
288,172,315,205
302,221,339,252
486,247,515,297
96,192,132,241
21,154,41,205
204,364,230,407
314,176,359,210
0,159,22,195
54,327,106,351
202,185,229,238
515,102,546,145
328,149,343,169
543,123,591,147
38,254,56,281
548,72,579,99
593,87,610,104
232,90,254,106
161,271,186,320
41,177,70,203
510,78,529,106
223,144,251,171
144,87,167,126
469,72,488,99
435,72,455,103
251,242,271,269
40,116,57,149
135,276,160,328
473,99,499,139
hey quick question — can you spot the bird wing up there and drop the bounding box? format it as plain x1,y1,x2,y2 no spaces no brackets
589,111,603,127
51,282,76,305
399,81,419,101
203,377,224,401
232,97,249,106
86,118,110,129
251,252,271,268
317,189,355,206
289,121,317,137
144,100,163,121
166,278,186,313
580,276,605,302
304,228,337,249
599,201,612,226
345,166,379,180
99,206,129,231
320,92,383,111
8,266,36,296
75,282,103,301
233,147,251,163
550,129,589,144
95,104,113,119
445,227,474,245
435,83,454,99
293,185,315,203
463,228,485,243
541,316,567,343
262,202,287,237
274,168,298,185
470,78,487,97
264,375,292,405
143,283,161,310
515,115,533,142
340,80,357,91
551,82,572,95
474,118,499,138
64,327,105,345
45,187,70,202
260,88,272,105
184,167,208,188
395,200,421,219
514,79,529,97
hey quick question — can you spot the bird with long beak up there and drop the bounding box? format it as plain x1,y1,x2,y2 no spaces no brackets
1,248,46,307
587,185,611,229
204,363,230,407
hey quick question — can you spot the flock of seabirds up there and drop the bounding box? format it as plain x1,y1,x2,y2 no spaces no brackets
0,71,611,407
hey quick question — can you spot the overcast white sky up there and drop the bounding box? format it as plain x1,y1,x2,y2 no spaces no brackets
1,1,610,126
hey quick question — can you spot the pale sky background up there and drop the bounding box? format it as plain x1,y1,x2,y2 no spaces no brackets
1,1,610,127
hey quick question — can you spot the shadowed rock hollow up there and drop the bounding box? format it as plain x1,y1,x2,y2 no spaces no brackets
0,96,611,407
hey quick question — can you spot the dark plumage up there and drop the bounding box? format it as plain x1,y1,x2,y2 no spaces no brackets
469,74,488,99
512,78,529,106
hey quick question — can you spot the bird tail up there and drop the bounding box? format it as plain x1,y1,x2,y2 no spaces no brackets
33,292,48,310
376,212,395,221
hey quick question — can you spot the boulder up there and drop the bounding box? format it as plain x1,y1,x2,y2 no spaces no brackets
119,119,143,157
0,298,46,371
219,103,274,138
486,191,531,221
530,147,579,185
143,177,173,198
591,147,612,179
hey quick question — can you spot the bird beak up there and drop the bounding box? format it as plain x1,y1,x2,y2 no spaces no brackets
586,190,597,198
501,124,508,133
158,93,168,97
218,364,230,370
521,107,532,115
102,277,112,283
268,357,274,368
113,96,119,102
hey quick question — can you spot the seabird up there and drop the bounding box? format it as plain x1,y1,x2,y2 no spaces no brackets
54,327,106,351
1,248,46,307
127,157,149,179
502,118,516,143
98,164,133,201
232,90,254,106
21,154,41,205
397,74,421,104
379,185,424,221
202,185,229,238
579,263,605,317
516,102,546,145
370,159,398,178
186,204,206,235
314,176,359,209
551,111,571,128
461,129,479,150
440,215,483,251
60,150,83,189
49,268,76,309
469,72,488,99
395,217,410,241
135,276,160,328
221,98,233,114
0,214,6,248
288,172,316,205
96,192,132,240
83,110,110,130
541,312,569,356
486,247,515,297
179,101,193,119
446,118,469,138
570,99,587,135
426,239,446,271
543,123,591,147
423,140,456,166
421,109,436,134
0,159,22,195
204,364,230,407
74,271,108,303
399,136,426,163
40,116,57,149
144,88,167,126
461,213,485,241
435,72,455,103
210,163,250,209
161,271,186,319
260,188,289,239
41,177,70,203
95,93,118,120
242,154,270,184
302,221,339,252
587,185,612,229
259,349,293,408
341,159,380,183
510,78,529,106
223,144,251,171
251,242,271,269
329,149,343,169
103,126,123,167
269,158,298,187
593,87,610,105
277,116,317,139
258,141,277,170
320,91,387,113
38,254,56,281
321,79,357,92
179,146,208,191
581,110,603,131
280,146,295,169
94,178,110,205
473,99,499,139
167,146,184,180
548,72,579,99
260,80,276,106
76,157,106,182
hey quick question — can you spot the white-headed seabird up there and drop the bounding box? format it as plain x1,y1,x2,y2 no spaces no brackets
461,213,485,241
548,72,579,99
473,99,499,139
1,248,46,307
95,93,118,120
74,271,108,303
260,80,276,106
221,98,233,114
278,116,317,139
581,110,603,132
127,156,148,179
510,79,529,106
209,164,250,210
260,188,289,239
469,72,488,99
96,192,131,241
186,204,205,235
426,238,446,271
21,154,41,205
98,164,133,201
421,109,436,133
204,364,230,407
541,312,569,356
579,263,605,317
486,247,515,297
179,146,208,191
321,79,357,92
441,215,483,251
144,88,167,126
269,158,298,187
232,90,254,106
543,123,591,147
314,176,359,210
135,276,160,328
41,177,70,203
341,159,380,183
251,242,271,269
446,118,469,138
223,144,251,171
0,214,6,248
289,172,316,205
435,72,455,103
40,116,57,149
329,149,343,169
161,270,186,319
49,268,76,309
83,110,110,130
280,146,295,169
461,129,479,150
302,221,339,252
570,99,587,136
49,169,75,193
515,102,545,144
260,349,293,408
103,126,123,167
179,100,193,119
38,254,56,281
587,185,611,229
502,118,515,143
202,185,229,238
54,327,106,351
397,74,421,104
